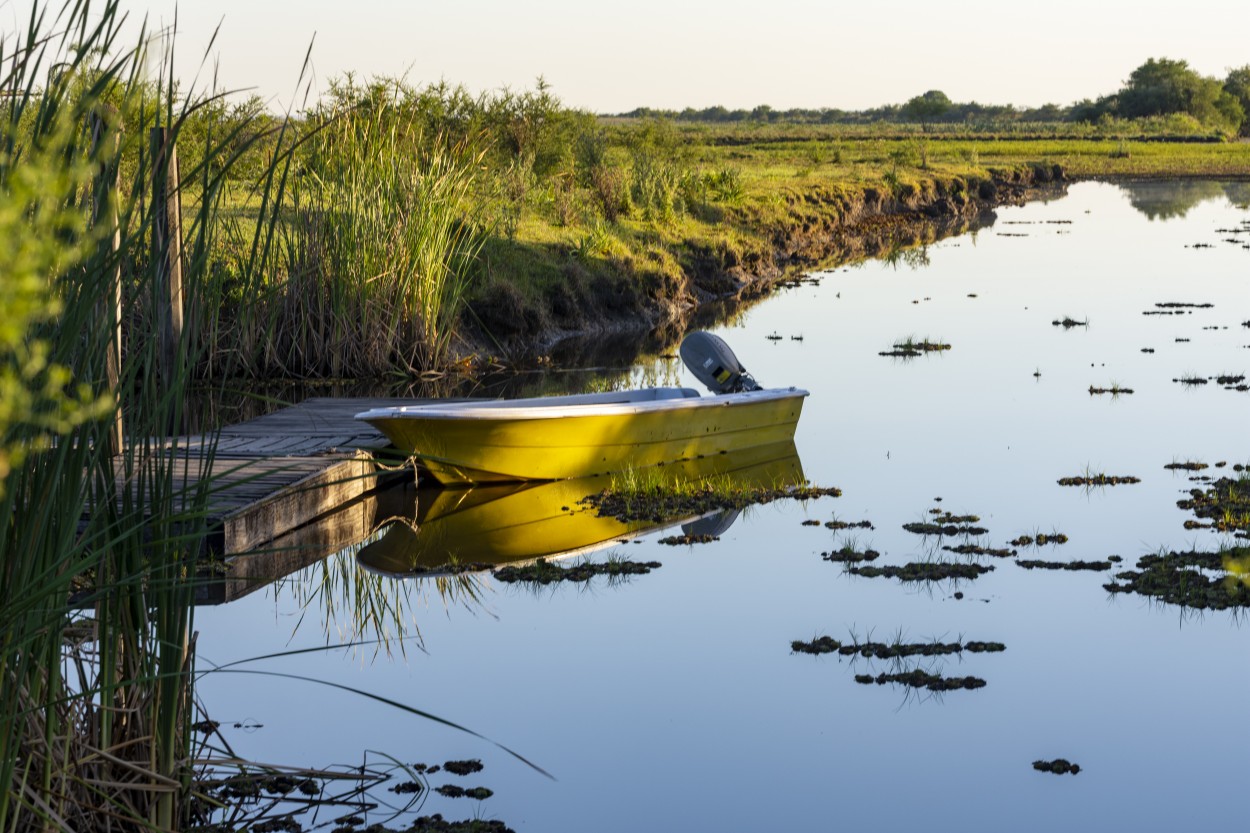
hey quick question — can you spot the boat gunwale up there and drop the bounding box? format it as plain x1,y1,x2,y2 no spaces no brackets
355,387,809,423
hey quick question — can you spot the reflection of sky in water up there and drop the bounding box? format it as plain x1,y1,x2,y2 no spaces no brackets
194,182,1249,832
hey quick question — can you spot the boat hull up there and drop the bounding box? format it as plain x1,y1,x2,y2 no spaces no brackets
357,387,807,484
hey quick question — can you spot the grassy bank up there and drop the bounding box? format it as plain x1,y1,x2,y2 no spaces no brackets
462,125,1250,354
122,76,1244,378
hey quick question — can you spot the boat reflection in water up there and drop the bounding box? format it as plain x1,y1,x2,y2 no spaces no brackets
356,441,805,578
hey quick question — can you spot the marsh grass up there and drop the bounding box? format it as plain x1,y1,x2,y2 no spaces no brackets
1,29,518,816
0,3,333,828
589,464,837,524
1,6,219,828
894,336,951,352
274,80,489,376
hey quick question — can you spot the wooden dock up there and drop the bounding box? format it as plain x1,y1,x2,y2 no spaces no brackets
134,397,426,558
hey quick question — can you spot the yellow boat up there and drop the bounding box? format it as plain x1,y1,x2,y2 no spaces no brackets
355,386,808,485
356,440,805,577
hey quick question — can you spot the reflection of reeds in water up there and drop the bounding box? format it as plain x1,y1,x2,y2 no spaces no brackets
277,540,487,658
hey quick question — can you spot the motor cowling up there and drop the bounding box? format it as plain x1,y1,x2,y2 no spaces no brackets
679,331,762,394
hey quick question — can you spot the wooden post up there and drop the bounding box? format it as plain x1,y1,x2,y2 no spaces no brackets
90,108,123,457
150,127,184,396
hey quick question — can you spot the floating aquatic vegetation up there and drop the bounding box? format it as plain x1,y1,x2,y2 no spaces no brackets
1052,317,1088,328
1016,559,1112,571
409,816,514,832
1057,474,1141,487
825,518,874,530
585,480,840,524
435,785,493,800
942,544,1017,558
493,558,662,585
657,533,719,545
853,670,987,691
1165,461,1209,472
878,337,951,357
1103,548,1250,610
903,511,989,537
1033,759,1081,775
849,562,994,581
821,544,881,563
1009,533,1069,547
443,760,484,776
790,636,1005,658
1176,477,1250,536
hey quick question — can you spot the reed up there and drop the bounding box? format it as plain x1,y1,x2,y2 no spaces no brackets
275,79,487,376
0,2,288,829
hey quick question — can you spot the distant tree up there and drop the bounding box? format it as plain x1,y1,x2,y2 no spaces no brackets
1069,95,1118,123
750,104,775,123
1224,65,1250,136
1117,58,1242,132
901,90,953,131
1022,103,1065,122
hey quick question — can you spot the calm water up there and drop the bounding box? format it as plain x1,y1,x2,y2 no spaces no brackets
195,180,1249,832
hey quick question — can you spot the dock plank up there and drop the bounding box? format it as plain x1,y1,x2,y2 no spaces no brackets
109,396,449,554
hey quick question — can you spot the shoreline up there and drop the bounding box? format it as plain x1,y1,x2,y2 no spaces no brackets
462,165,1069,360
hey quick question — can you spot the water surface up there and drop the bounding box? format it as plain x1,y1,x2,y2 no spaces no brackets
195,180,1249,832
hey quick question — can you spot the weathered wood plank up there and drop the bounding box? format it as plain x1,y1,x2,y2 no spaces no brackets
196,482,419,604
100,396,465,555
220,451,395,554
219,397,429,438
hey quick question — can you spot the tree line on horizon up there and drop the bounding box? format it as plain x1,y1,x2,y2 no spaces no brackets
615,58,1250,136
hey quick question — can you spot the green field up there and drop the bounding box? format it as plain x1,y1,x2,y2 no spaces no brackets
452,125,1250,349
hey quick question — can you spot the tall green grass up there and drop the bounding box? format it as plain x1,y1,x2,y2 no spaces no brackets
0,2,285,828
277,79,488,375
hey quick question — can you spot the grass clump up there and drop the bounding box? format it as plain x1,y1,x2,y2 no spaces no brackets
1089,382,1134,395
1104,547,1250,609
1174,373,1208,386
822,543,881,563
942,543,1017,557
854,670,987,691
1176,476,1250,535
1057,472,1141,487
584,467,840,523
903,512,988,537
848,562,994,582
492,556,662,584
879,336,951,357
1165,460,1209,472
791,635,1004,657
1009,532,1069,547
1016,559,1113,571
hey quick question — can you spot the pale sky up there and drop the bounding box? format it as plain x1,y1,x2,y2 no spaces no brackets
4,1,1249,113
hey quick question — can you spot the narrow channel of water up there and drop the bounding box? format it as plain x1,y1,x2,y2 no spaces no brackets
194,180,1249,832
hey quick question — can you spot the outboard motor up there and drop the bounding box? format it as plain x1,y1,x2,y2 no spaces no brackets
680,331,762,394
